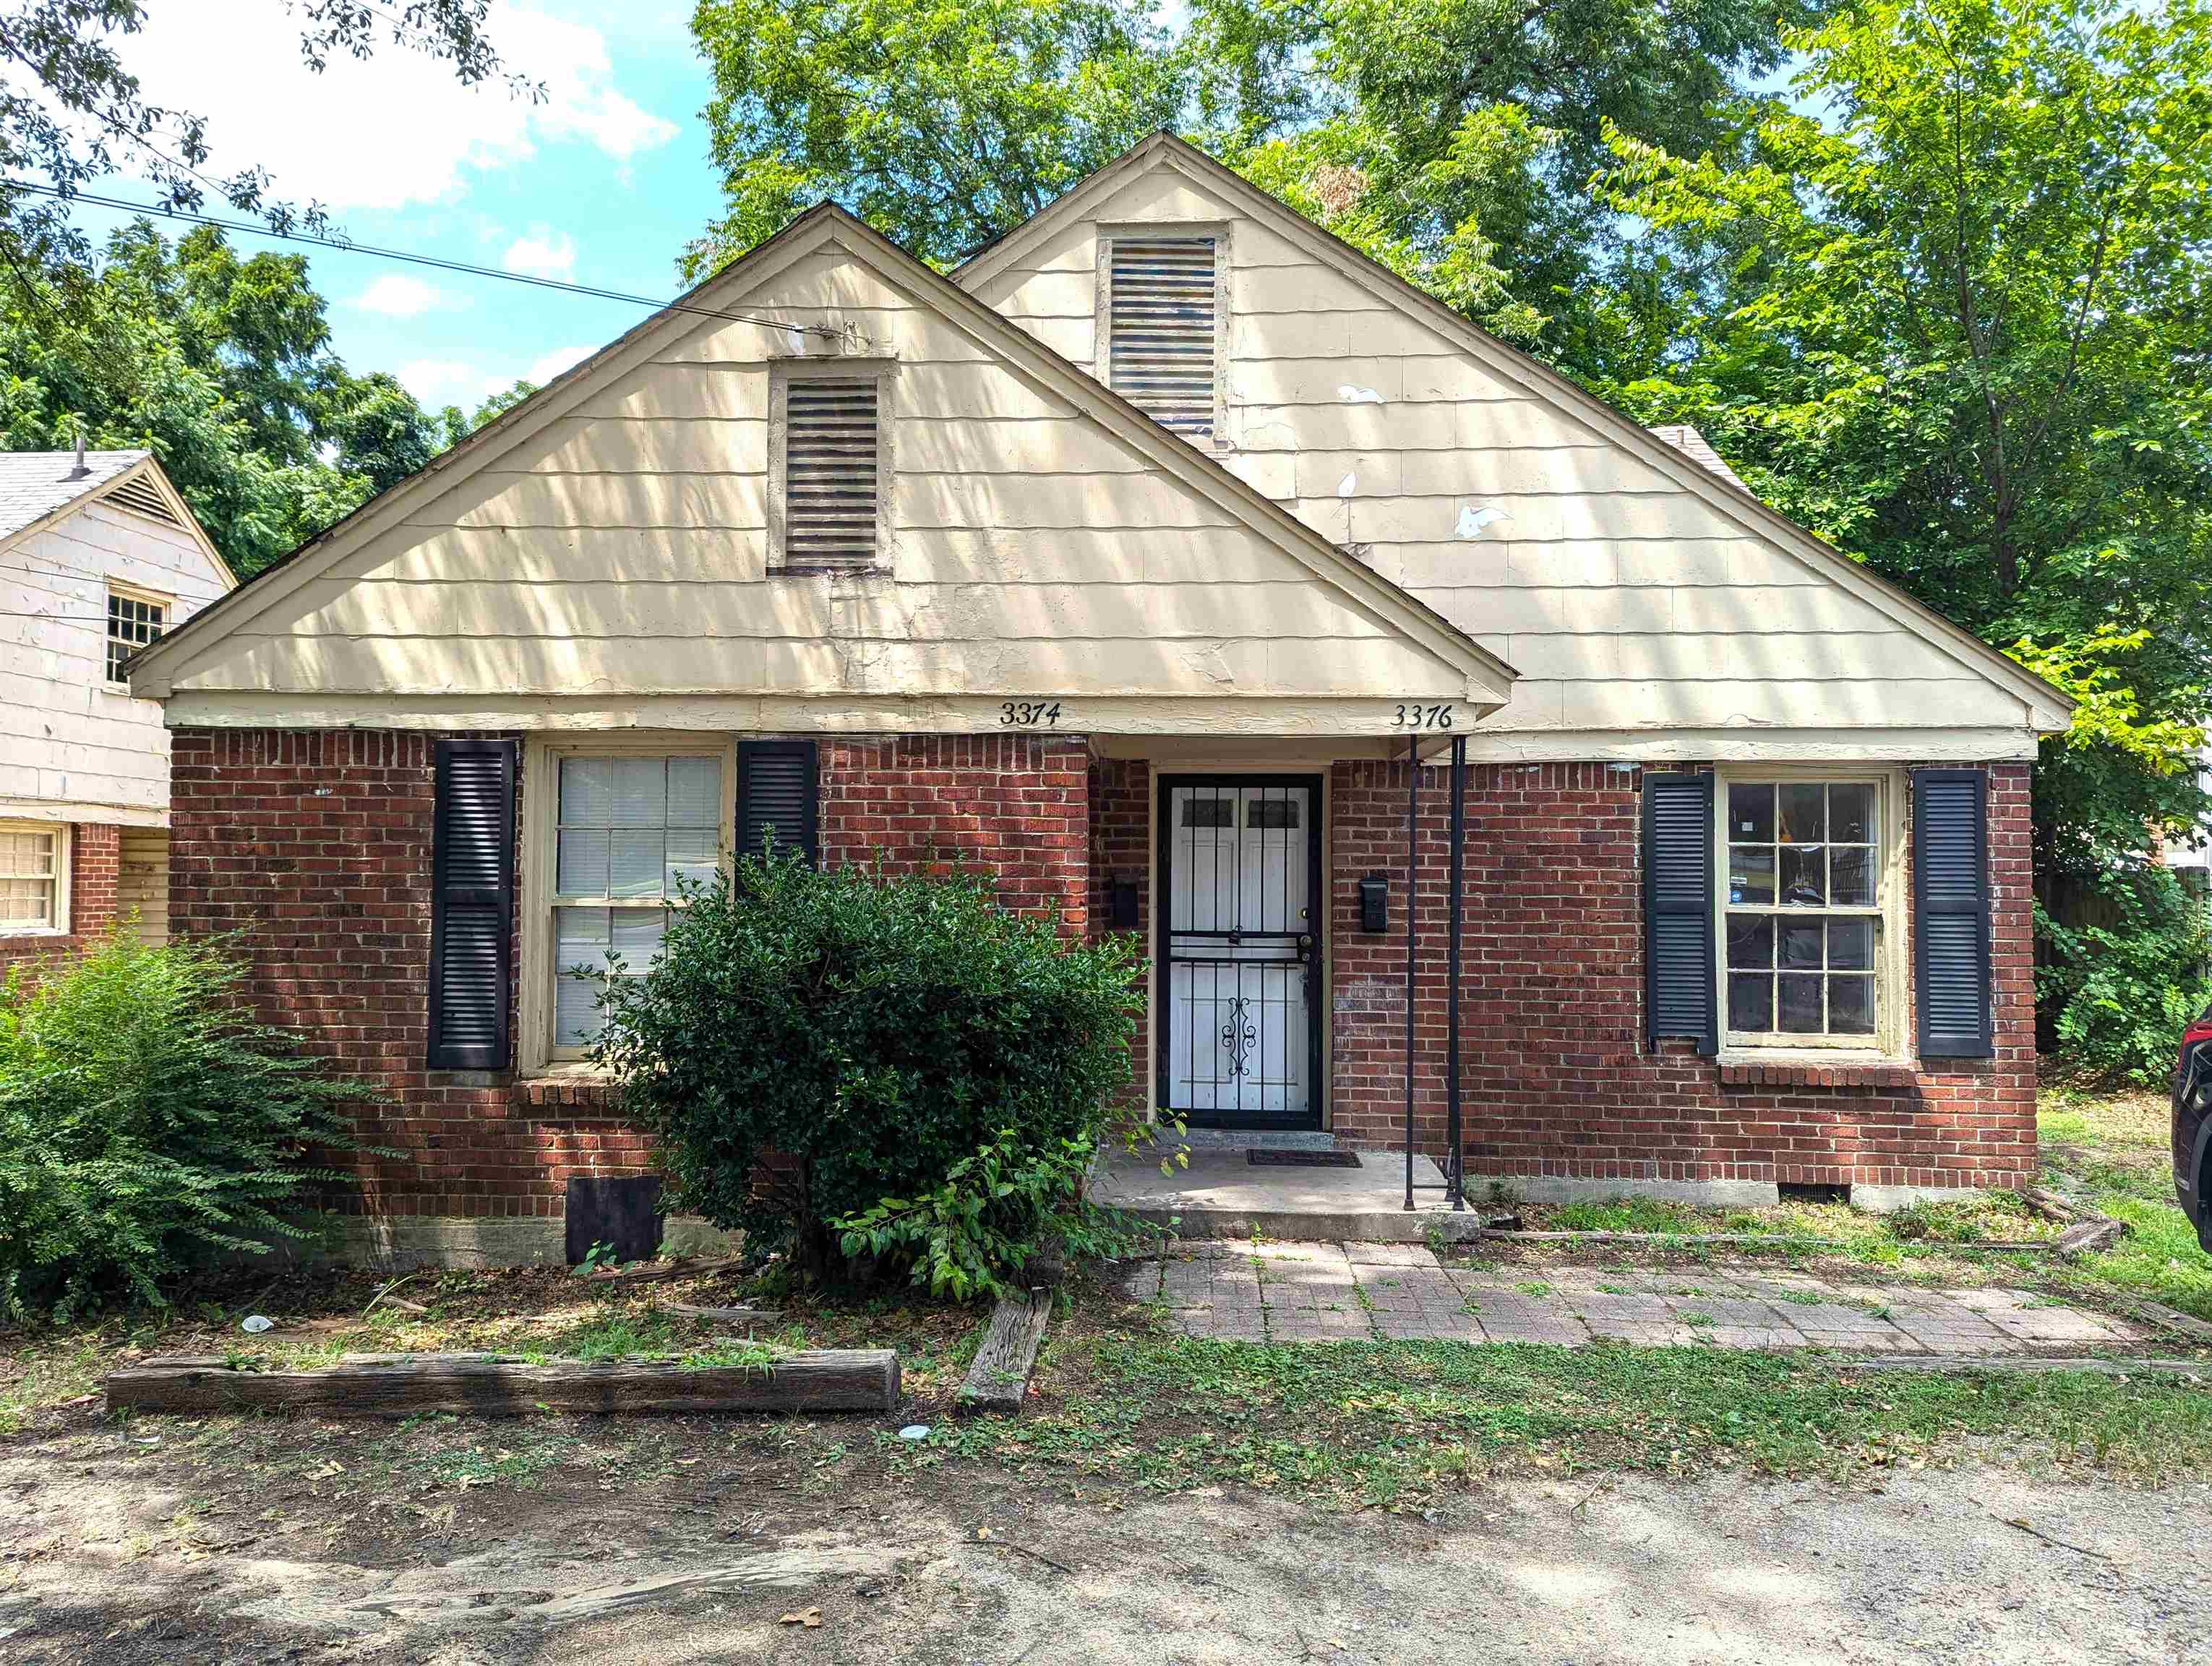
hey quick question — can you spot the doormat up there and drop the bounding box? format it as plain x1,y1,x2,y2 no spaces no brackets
1246,1149,1361,1168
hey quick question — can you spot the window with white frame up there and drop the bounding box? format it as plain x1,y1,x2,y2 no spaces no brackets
106,587,166,683
1099,231,1224,440
1722,777,1893,1047
0,821,67,934
546,751,726,1051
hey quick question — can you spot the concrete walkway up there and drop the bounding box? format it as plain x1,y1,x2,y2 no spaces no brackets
1118,1241,2158,1353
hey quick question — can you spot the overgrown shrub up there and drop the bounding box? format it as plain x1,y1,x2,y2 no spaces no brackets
0,932,382,1322
2039,866,2212,1085
588,850,1144,1290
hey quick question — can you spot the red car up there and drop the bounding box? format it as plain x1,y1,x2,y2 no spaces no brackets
2179,1002,2212,1253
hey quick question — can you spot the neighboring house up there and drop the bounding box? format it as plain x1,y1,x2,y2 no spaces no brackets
2172,746,2212,891
131,135,2070,1257
0,450,234,972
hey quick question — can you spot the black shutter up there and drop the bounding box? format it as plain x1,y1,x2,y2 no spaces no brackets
1913,769,1993,1058
737,740,818,863
428,738,515,1070
1645,770,1718,1054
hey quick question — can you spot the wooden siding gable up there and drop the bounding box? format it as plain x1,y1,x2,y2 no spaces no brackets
958,134,2074,760
134,208,1514,736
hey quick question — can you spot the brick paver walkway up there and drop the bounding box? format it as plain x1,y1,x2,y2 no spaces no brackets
1120,1242,2156,1354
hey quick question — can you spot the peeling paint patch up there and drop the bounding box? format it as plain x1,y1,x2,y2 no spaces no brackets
1455,505,1510,539
1337,385,1385,404
1337,472,1358,499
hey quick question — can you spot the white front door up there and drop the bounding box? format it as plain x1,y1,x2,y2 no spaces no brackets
1161,778,1319,1126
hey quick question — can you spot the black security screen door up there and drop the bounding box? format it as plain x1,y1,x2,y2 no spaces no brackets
1155,775,1324,1129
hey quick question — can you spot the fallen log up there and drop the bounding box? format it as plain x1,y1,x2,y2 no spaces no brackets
106,1349,898,1418
957,1290,1053,1415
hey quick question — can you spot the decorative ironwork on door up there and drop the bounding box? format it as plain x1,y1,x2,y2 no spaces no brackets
1159,778,1320,1126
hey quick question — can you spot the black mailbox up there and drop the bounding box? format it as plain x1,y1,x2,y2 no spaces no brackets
1110,872,1141,932
1359,873,1389,933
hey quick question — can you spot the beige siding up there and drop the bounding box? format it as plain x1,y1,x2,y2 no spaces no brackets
964,159,2036,746
164,239,1476,713
118,826,168,944
0,501,228,813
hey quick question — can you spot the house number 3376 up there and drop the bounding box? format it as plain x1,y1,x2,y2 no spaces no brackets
1394,702,1455,730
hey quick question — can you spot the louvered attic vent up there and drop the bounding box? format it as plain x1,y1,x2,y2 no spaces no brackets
103,473,184,528
1109,236,1217,437
781,377,880,569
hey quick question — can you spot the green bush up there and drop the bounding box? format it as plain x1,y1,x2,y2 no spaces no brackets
588,850,1144,1289
2039,866,2212,1085
0,932,380,1322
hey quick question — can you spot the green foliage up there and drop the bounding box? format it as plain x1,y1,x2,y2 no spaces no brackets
1595,0,2212,884
588,850,1144,1288
685,0,1806,349
0,933,383,1323
0,221,466,576
2038,868,2212,1085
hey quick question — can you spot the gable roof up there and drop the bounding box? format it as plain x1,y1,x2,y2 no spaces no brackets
956,131,2071,729
0,450,236,586
135,202,1513,709
1649,426,1749,494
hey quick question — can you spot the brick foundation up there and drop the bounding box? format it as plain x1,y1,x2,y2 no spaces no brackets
1321,760,2036,1192
0,820,120,978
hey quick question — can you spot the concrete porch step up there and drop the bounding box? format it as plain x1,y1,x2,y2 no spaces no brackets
1092,1137,1483,1244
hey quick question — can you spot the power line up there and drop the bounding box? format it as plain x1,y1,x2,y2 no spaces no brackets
4,180,846,338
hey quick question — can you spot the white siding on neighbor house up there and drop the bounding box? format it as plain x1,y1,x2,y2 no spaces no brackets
0,499,228,816
160,239,1484,723
963,161,2043,755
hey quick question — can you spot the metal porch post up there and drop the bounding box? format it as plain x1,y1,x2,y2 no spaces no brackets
1446,733,1467,1210
1403,732,1419,1211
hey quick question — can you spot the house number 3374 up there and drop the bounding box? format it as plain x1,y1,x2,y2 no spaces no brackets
1000,700,1063,727
1394,702,1455,730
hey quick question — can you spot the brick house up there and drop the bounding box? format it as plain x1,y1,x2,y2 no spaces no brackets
129,136,2070,1257
1,450,233,976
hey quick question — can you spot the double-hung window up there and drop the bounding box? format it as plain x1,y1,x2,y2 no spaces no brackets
0,821,67,934
106,586,166,684
544,747,729,1054
1721,775,1900,1050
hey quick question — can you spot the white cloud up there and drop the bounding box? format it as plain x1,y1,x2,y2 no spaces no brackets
113,3,680,212
351,273,452,317
527,346,593,385
398,359,487,407
503,229,578,282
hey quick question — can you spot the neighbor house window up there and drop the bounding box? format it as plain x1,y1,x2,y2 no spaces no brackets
0,821,67,934
1720,776,1899,1049
541,746,730,1054
771,362,892,572
1099,230,1224,440
106,586,166,683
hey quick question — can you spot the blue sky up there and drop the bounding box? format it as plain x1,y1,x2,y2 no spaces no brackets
94,1,726,414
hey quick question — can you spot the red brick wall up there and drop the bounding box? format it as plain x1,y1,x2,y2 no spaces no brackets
1322,759,2038,1191
1087,757,1151,1103
819,735,1090,932
0,820,120,979
167,728,1094,1219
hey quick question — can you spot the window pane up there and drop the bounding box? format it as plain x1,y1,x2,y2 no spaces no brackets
1247,798,1299,829
608,829,665,897
1780,845,1827,905
560,756,617,824
604,758,665,824
1831,783,1874,842
1728,973,1773,1032
557,826,609,895
609,907,667,968
667,757,721,827
1,876,52,928
1181,798,1233,828
554,907,666,1046
1830,975,1875,1034
1779,920,1824,969
555,906,612,976
1780,783,1825,843
1830,846,1874,907
1728,783,1774,842
666,826,719,891
1728,845,1775,905
1828,917,1874,970
1726,913,1774,968
1778,973,1824,1033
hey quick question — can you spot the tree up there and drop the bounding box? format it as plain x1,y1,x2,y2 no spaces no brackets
685,0,1812,353
0,220,452,575
1594,0,2212,876
0,1,529,304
